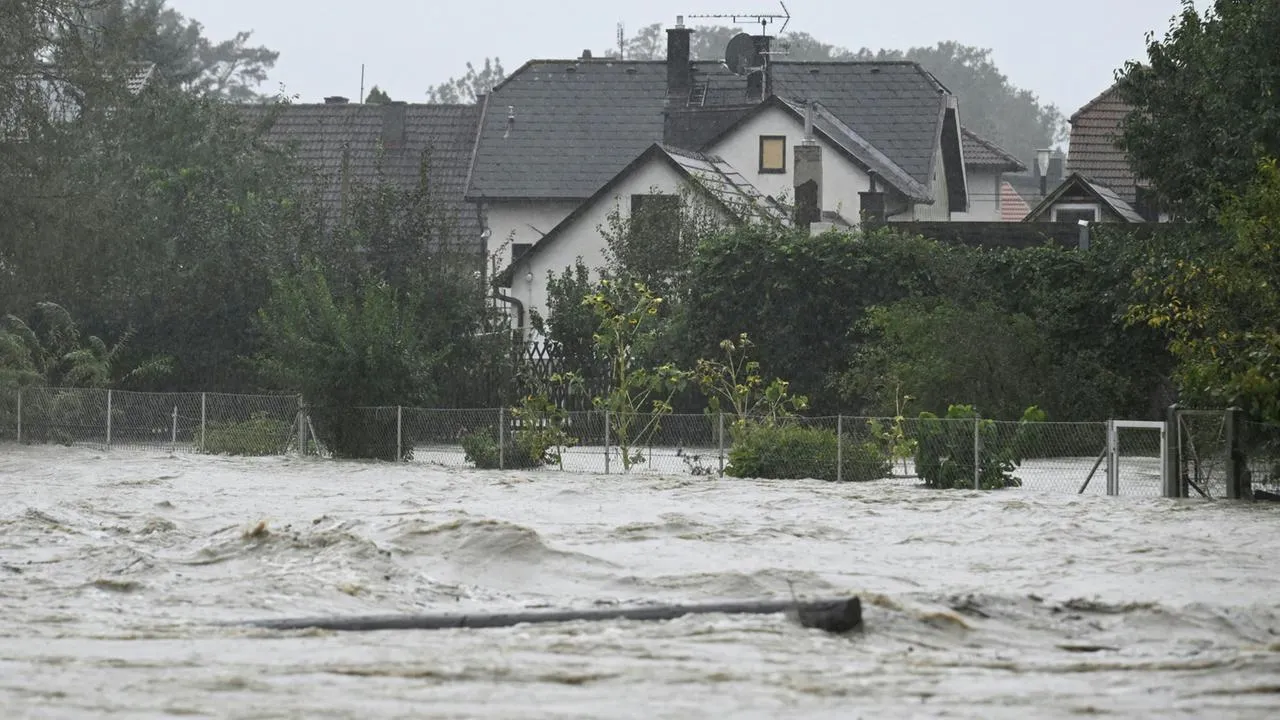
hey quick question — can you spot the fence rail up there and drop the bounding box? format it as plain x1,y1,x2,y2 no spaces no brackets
3,386,1279,499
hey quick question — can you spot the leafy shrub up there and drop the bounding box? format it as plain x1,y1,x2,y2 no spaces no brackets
201,412,293,456
915,404,1046,489
726,421,889,482
460,428,544,469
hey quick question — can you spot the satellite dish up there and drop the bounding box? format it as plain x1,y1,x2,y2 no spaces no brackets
725,33,758,76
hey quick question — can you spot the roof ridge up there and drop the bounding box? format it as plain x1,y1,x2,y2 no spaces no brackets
1069,80,1125,123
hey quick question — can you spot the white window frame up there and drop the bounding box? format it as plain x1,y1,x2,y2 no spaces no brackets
1050,203,1101,222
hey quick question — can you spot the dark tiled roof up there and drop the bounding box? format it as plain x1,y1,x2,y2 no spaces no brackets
961,126,1026,172
787,98,931,201
238,101,484,248
467,59,949,200
1066,83,1141,204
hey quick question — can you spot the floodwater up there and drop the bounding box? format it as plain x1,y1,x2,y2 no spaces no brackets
2,444,1278,719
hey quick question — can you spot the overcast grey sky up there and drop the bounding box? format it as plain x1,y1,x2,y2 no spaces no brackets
168,0,1205,116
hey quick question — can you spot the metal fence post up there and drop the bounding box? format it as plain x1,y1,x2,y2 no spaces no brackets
1163,404,1181,498
973,414,981,490
170,406,177,453
297,396,306,456
1106,419,1117,496
200,393,207,453
396,405,403,463
604,409,611,475
836,414,843,483
106,389,113,449
1225,406,1246,500
718,413,725,476
498,407,505,470
15,387,21,444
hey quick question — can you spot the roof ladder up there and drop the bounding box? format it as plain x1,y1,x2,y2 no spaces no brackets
688,82,708,107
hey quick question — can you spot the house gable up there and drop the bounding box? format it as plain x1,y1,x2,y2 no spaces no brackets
1024,172,1145,223
496,143,782,331
1066,82,1142,205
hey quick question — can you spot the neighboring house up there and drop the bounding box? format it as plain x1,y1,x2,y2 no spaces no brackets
1056,81,1165,222
1023,172,1145,224
468,23,977,275
497,142,788,328
471,21,991,332
954,127,1026,221
238,96,485,252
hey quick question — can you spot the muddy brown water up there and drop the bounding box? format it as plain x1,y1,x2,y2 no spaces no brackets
2,444,1279,719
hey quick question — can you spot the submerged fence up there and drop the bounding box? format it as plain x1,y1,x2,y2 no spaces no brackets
2,386,1278,500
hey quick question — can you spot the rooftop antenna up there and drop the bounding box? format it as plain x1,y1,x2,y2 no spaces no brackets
359,63,365,103
686,1,791,38
617,22,625,59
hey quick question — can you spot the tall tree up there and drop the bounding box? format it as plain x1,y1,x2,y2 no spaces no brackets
1115,0,1280,221
425,57,504,104
364,84,391,104
66,0,278,102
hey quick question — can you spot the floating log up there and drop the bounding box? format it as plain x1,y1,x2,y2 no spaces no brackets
240,596,862,634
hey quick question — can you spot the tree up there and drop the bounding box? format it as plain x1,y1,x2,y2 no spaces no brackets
61,0,279,102
1115,0,1280,221
1127,159,1280,423
838,297,1052,420
364,85,391,104
425,57,504,104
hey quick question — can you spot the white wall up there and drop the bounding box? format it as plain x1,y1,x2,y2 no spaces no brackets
703,106,872,221
950,169,1001,221
910,144,952,221
510,158,729,341
481,199,579,274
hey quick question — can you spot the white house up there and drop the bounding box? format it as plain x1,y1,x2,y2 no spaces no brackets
494,142,787,335
465,22,980,279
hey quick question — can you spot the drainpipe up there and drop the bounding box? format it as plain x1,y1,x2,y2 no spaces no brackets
490,290,525,343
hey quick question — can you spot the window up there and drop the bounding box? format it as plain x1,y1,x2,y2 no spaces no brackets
1050,203,1100,224
759,135,787,173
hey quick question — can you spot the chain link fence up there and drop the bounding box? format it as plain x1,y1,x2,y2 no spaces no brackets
5,385,1278,499
0,386,301,455
1242,420,1280,497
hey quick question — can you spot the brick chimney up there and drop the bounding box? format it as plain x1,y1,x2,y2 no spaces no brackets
381,100,407,150
666,16,693,103
793,102,822,227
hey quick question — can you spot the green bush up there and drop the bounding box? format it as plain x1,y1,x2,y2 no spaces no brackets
725,421,890,482
914,404,1045,489
460,428,544,469
201,412,293,456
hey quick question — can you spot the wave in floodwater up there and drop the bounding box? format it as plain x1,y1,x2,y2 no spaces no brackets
1,443,1279,719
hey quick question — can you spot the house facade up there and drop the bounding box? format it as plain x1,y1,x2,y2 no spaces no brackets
954,127,1026,221
466,22,981,284
1027,80,1167,224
